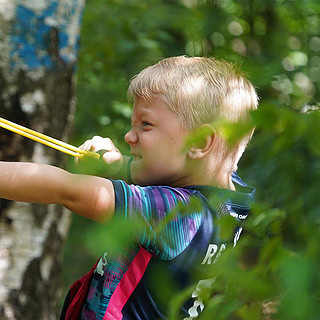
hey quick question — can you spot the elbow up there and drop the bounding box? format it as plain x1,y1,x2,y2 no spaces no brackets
61,175,115,223
91,189,115,223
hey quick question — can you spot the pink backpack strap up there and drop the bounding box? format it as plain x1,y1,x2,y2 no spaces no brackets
103,246,152,320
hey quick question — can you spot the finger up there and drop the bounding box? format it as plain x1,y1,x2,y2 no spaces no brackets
75,141,93,165
99,138,116,152
91,137,115,153
90,136,103,150
79,140,92,151
102,151,123,165
80,136,105,152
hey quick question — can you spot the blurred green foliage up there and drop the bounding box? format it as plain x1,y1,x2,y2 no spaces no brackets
63,0,320,318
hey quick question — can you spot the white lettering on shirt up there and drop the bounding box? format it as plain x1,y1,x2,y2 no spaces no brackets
95,252,108,276
201,243,226,265
183,278,215,320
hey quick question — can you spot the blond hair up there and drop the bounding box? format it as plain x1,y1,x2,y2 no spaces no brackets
128,56,258,170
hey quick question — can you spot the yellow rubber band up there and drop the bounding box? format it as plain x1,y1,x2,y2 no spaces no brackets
0,117,99,159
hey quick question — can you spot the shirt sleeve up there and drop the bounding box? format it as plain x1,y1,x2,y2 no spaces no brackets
111,180,203,261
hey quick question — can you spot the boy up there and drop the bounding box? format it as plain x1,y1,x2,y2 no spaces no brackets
0,56,257,319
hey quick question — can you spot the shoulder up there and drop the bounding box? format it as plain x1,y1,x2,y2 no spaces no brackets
111,180,199,203
111,180,206,220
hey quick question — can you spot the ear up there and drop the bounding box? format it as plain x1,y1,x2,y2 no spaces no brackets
187,124,215,160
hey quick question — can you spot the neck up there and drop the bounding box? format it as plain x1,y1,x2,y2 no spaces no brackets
177,158,236,191
212,168,235,191
208,152,236,190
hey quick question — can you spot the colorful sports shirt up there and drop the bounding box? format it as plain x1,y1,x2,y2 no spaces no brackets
61,172,255,320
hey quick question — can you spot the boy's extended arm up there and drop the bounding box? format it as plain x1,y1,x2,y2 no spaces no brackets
0,161,115,222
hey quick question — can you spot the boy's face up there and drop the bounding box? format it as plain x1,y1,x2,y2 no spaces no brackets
125,96,190,186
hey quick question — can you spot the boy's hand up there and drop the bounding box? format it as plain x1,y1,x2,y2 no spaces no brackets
79,136,123,168
76,136,126,180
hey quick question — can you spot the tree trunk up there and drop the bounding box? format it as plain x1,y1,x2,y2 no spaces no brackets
0,1,85,319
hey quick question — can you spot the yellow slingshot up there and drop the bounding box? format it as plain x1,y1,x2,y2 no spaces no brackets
0,117,100,159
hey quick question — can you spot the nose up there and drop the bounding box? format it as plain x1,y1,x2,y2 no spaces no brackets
124,128,138,145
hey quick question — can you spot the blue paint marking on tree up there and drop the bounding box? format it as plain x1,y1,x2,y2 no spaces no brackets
9,2,81,70
10,4,57,69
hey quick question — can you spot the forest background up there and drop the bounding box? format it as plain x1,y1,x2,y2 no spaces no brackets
62,0,320,319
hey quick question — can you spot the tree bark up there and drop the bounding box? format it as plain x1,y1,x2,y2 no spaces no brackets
0,1,85,319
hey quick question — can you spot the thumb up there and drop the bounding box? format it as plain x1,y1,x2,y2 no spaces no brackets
102,151,122,164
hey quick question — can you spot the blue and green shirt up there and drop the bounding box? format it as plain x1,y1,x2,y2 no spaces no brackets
65,173,255,320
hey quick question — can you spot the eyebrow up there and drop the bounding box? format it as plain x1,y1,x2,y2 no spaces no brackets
132,108,153,120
